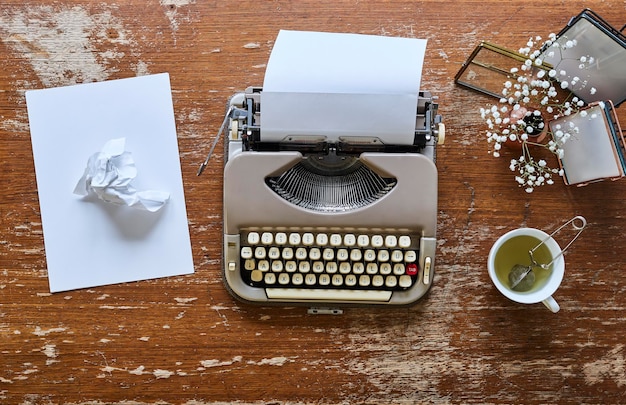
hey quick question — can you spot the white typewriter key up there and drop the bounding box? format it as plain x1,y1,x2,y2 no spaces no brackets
380,263,392,275
359,275,371,287
319,274,331,286
391,250,404,262
309,248,321,260
258,260,270,272
261,232,273,245
337,249,349,261
275,232,287,245
371,235,384,248
268,247,281,260
247,232,260,245
312,261,324,273
305,274,316,285
278,273,290,285
332,274,343,286
350,249,362,261
289,233,301,245
316,233,328,246
330,234,342,247
244,259,256,270
364,249,376,262
385,235,397,248
399,275,412,288
366,263,378,275
271,261,283,272
264,273,276,285
251,270,263,282
344,234,356,247
353,262,365,274
357,234,369,247
345,274,357,286
285,261,297,272
241,247,253,259
302,233,315,246
299,262,311,273
326,262,338,274
399,235,411,248
339,262,351,274
372,275,384,287
295,248,308,260
282,247,294,260
385,275,398,288
404,250,417,263
254,247,266,259
322,248,335,261
377,250,390,262
292,273,304,285
393,263,405,275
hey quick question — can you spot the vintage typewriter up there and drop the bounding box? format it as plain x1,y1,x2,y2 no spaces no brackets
202,31,445,307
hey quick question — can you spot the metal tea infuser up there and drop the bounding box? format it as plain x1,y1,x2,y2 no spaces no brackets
508,216,587,291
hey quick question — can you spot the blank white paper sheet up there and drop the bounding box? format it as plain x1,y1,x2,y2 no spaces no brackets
26,73,195,292
261,30,427,145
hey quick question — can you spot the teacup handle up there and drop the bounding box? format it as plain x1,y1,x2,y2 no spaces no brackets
542,296,560,313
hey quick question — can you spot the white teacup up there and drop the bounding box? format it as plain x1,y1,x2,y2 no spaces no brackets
487,228,564,313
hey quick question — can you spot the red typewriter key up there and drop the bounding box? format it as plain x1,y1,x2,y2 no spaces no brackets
406,263,418,276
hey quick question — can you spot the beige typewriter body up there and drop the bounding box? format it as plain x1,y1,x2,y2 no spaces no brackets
220,87,443,307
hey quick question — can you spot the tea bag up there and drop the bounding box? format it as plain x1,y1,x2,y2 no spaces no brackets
508,264,535,291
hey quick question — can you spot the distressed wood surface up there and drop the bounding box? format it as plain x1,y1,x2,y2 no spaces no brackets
1,1,626,403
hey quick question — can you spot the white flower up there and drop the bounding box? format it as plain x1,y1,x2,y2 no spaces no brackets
590,87,597,95
480,33,592,193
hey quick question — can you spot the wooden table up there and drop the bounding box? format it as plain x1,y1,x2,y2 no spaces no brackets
1,1,625,403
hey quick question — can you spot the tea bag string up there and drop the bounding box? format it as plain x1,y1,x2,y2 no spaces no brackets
529,215,587,269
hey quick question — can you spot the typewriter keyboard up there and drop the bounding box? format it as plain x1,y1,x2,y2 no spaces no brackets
238,230,426,301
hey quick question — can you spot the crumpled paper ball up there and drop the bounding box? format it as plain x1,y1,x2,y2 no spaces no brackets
73,138,169,212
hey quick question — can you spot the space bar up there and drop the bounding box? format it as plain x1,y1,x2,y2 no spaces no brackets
266,288,392,301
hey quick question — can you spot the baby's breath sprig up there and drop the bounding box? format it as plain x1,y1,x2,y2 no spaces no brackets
480,33,596,193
